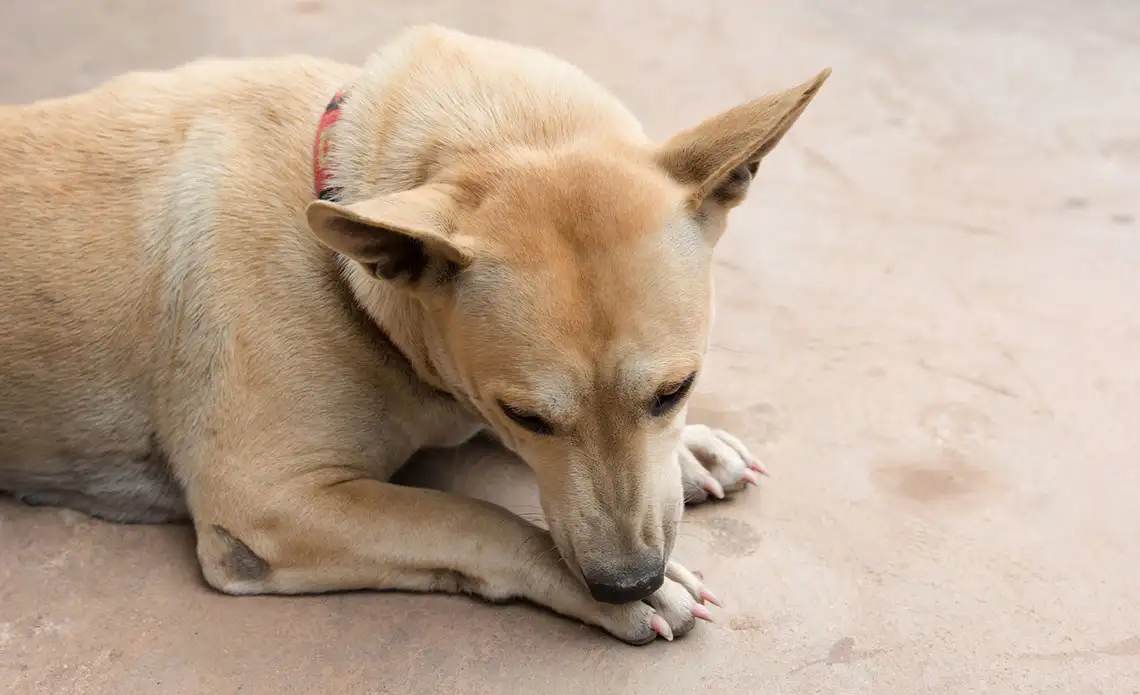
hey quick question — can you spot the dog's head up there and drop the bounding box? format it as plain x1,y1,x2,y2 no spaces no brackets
307,69,828,603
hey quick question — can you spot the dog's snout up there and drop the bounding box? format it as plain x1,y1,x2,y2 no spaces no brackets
584,555,665,604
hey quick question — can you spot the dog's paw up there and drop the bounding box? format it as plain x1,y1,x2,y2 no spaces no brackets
592,560,718,644
678,424,768,504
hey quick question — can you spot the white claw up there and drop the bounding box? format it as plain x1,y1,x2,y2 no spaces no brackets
703,476,726,499
666,561,712,605
692,604,714,622
649,613,674,641
700,588,722,607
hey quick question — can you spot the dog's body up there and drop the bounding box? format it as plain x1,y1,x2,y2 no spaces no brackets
0,26,827,643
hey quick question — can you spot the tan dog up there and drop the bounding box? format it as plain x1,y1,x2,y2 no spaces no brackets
0,25,827,644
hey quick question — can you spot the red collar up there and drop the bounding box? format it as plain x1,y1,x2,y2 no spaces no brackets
313,89,347,201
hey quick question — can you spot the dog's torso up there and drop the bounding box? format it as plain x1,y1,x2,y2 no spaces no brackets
0,54,484,520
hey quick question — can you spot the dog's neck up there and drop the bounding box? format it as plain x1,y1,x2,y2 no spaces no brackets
311,86,471,404
339,259,462,398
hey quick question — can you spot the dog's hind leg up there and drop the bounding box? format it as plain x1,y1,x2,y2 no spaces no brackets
7,454,188,524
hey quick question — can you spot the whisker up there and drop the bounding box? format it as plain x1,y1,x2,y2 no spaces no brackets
519,538,562,577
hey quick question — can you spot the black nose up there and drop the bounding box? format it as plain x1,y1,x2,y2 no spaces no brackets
584,556,665,604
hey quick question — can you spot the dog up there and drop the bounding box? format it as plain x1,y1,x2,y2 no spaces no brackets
0,25,828,644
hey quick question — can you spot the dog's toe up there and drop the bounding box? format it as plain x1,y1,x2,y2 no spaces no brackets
646,578,700,638
679,424,767,501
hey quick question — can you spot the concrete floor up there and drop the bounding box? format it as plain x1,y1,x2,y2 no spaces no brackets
2,1,1139,693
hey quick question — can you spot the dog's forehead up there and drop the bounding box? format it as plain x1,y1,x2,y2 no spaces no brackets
458,228,710,406
460,189,709,344
452,151,713,402
461,232,707,343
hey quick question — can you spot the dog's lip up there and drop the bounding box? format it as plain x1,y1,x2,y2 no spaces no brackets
561,552,589,587
547,528,590,588
567,565,590,589
556,553,590,590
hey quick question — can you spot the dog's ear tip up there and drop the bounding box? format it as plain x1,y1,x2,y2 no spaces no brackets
801,68,832,94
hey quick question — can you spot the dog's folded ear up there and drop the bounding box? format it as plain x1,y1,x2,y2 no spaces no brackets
655,68,830,212
306,185,474,291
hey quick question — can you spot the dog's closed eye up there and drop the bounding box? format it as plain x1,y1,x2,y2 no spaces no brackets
499,402,555,435
649,373,697,417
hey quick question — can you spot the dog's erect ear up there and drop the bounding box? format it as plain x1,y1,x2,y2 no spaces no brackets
656,68,830,211
306,185,473,290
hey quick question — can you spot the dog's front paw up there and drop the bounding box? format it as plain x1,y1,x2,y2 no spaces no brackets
592,560,718,644
678,424,768,504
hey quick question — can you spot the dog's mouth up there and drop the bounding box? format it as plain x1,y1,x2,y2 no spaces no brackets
558,550,591,591
544,512,676,604
542,519,587,586
528,451,684,603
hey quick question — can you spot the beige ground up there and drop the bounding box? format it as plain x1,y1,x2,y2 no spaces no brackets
2,1,1139,693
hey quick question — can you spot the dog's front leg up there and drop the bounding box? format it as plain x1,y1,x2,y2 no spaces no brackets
192,476,707,644
678,424,769,503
